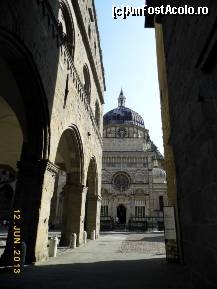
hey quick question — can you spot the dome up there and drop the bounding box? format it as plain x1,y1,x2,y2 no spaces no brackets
152,167,166,178
103,90,145,128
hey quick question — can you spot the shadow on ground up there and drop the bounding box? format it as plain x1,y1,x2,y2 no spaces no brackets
100,231,132,235
127,236,164,243
0,258,192,289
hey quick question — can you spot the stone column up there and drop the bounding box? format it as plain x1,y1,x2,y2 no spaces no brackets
86,195,101,239
0,160,58,265
49,171,60,227
60,184,87,246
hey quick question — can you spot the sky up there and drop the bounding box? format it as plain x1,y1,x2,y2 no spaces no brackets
95,0,164,154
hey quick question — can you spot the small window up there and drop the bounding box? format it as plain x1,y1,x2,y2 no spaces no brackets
83,64,91,104
95,101,100,128
94,42,97,55
88,8,94,22
88,24,91,39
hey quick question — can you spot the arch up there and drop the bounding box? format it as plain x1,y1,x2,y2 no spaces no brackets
55,125,84,183
50,125,85,246
83,64,91,104
59,0,75,58
0,29,50,265
0,29,50,160
52,125,84,222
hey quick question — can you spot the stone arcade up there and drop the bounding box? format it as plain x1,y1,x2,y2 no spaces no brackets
0,0,105,264
101,90,167,230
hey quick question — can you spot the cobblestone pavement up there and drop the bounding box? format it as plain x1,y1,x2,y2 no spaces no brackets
119,233,166,255
0,232,192,289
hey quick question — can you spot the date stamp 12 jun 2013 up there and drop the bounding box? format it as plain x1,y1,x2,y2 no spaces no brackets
13,209,21,274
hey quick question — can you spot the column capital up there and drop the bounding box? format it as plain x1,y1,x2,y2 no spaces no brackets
46,161,59,177
17,159,58,173
16,159,59,183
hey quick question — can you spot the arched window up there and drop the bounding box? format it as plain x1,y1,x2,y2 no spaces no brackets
95,100,100,128
59,1,75,58
83,64,91,104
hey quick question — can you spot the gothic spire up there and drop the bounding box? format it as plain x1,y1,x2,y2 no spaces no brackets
118,89,126,107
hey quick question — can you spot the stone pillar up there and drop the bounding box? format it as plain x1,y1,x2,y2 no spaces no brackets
0,160,58,265
85,195,101,239
60,184,87,246
49,171,60,227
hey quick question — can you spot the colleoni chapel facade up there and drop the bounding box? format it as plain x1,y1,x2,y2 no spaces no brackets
101,90,167,228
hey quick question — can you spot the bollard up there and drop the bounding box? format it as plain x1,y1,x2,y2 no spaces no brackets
70,233,77,249
91,230,96,240
49,236,58,257
83,231,87,245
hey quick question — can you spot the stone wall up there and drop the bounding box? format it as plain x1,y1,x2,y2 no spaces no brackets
157,2,217,288
0,0,104,263
155,23,181,263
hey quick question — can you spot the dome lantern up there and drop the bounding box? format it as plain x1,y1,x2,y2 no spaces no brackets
118,88,126,107
103,91,145,128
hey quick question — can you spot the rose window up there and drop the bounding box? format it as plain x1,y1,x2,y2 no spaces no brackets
113,173,130,191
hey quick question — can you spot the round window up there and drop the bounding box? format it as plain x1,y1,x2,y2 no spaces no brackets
113,173,130,191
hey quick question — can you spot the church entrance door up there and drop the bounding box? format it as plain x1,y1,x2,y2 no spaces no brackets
117,204,126,224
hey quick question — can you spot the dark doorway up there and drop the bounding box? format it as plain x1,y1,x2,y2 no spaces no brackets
117,204,126,224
